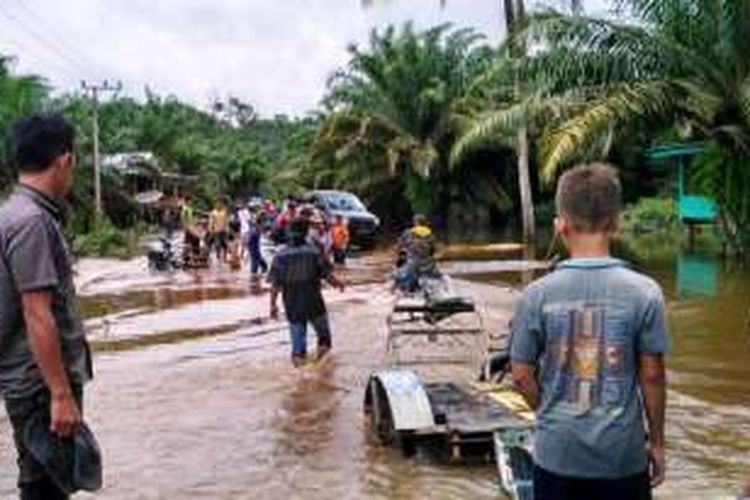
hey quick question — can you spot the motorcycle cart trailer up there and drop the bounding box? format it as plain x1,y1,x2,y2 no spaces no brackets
364,291,535,500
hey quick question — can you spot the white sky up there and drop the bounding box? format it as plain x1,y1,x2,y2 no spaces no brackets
0,0,609,117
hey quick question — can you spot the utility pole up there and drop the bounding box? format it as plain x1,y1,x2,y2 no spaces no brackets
81,80,121,228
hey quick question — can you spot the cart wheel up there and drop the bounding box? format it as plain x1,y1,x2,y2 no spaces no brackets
370,384,396,444
369,383,417,458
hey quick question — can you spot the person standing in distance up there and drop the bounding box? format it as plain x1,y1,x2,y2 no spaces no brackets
511,164,668,500
0,115,94,499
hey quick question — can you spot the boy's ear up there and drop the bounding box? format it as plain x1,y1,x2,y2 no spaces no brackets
554,215,566,236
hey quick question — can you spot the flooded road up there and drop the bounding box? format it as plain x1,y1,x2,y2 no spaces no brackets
1,249,749,498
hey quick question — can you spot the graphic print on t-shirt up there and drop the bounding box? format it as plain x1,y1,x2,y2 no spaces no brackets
546,303,627,413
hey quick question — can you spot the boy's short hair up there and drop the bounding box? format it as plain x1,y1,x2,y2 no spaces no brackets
555,163,622,233
9,114,75,173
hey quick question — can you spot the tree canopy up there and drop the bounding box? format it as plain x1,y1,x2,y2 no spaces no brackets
2,0,750,252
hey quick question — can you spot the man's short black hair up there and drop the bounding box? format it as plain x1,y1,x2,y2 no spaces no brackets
9,114,75,173
289,217,310,245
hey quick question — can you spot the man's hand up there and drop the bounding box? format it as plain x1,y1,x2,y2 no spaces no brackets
327,275,345,292
270,287,280,320
510,361,540,410
50,392,81,438
648,443,666,488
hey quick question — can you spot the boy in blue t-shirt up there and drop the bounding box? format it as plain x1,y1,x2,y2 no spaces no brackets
510,163,668,500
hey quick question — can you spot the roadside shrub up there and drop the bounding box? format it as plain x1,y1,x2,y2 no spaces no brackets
620,197,679,235
617,196,722,263
73,218,140,258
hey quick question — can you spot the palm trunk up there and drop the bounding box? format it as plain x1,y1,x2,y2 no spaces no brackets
503,0,535,242
517,125,535,241
502,0,515,36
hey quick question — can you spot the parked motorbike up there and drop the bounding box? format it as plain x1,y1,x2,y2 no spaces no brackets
147,236,182,272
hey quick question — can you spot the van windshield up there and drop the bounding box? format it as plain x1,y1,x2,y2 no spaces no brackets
323,193,366,212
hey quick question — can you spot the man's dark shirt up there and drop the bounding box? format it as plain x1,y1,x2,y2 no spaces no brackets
268,242,333,323
0,185,91,399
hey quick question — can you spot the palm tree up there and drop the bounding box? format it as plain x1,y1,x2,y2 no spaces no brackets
313,23,512,225
461,0,750,253
361,0,540,240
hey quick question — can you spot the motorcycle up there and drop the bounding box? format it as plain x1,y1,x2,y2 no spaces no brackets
147,236,183,272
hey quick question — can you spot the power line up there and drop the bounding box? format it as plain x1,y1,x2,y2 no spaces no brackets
0,1,152,100
12,0,154,98
0,1,91,78
14,0,110,78
0,39,77,83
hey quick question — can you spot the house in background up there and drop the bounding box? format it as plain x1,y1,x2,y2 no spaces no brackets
102,151,199,225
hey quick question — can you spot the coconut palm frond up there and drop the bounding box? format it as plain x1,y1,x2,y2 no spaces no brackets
540,80,677,181
409,142,439,177
450,97,532,167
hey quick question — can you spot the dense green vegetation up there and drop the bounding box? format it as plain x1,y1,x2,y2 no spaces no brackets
59,93,318,227
459,0,750,254
0,58,316,238
0,57,319,255
1,0,750,257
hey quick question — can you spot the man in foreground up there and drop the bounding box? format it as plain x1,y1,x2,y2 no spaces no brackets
269,217,345,366
510,164,668,500
0,115,93,499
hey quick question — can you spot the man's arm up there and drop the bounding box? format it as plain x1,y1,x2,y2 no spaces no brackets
268,254,282,320
511,361,540,410
316,249,344,291
22,290,81,438
270,286,280,320
509,291,542,410
639,353,666,487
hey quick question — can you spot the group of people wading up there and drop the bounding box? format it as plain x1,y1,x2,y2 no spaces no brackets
178,195,352,273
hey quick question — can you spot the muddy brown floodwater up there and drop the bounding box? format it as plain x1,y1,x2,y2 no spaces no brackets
1,249,749,499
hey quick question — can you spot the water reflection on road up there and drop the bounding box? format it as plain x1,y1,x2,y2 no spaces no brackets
0,249,748,498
